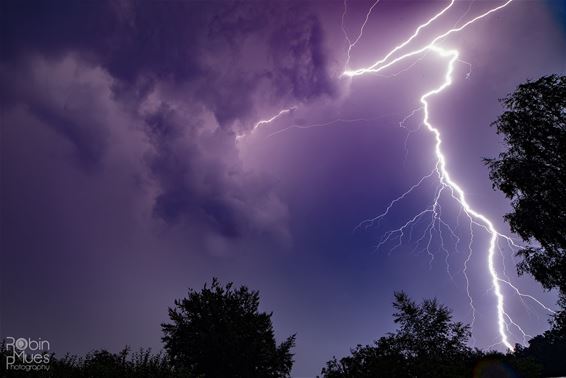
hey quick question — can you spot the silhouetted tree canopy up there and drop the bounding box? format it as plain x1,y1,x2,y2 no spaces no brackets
512,292,566,377
1,287,546,377
161,278,295,378
320,292,541,378
485,74,566,296
515,327,566,378
485,75,566,376
320,292,473,377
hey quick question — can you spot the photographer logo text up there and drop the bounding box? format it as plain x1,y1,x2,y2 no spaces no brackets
5,337,50,371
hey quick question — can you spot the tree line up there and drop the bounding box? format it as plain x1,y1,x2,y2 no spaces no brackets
2,75,564,377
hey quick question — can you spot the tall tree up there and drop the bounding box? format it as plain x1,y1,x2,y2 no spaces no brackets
485,75,566,375
320,292,473,378
485,74,566,296
161,278,295,378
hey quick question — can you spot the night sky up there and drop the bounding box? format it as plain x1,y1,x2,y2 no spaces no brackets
1,1,566,376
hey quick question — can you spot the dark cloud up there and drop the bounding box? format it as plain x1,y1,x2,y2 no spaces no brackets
0,1,204,83
0,0,337,243
269,13,336,101
1,1,336,101
142,99,288,240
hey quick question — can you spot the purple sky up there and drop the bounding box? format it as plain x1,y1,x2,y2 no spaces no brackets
1,1,566,376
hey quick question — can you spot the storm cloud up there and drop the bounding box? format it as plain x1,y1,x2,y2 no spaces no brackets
0,0,337,243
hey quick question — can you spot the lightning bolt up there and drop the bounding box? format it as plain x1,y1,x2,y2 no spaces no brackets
236,106,296,141
343,0,554,351
343,0,513,77
237,0,554,351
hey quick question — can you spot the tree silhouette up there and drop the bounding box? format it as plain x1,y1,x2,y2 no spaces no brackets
485,74,566,375
319,292,541,378
515,330,566,377
320,292,473,377
161,278,295,378
485,74,566,296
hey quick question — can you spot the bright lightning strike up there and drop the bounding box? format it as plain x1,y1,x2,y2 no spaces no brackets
344,0,553,351
343,0,513,78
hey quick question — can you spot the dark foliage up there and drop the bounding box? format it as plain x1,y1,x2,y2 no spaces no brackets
468,350,541,378
485,74,566,376
161,278,295,378
1,283,556,377
514,301,566,377
320,292,471,377
319,292,540,378
485,74,566,296
0,345,176,377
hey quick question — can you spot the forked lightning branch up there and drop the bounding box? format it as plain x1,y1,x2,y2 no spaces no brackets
240,0,556,351
342,0,554,350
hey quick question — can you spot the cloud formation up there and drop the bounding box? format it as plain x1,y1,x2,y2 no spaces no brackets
0,0,337,246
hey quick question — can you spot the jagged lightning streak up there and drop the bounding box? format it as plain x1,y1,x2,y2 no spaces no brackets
421,47,514,349
343,0,554,350
344,0,513,77
343,0,456,77
252,107,296,132
236,106,296,141
342,0,381,70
